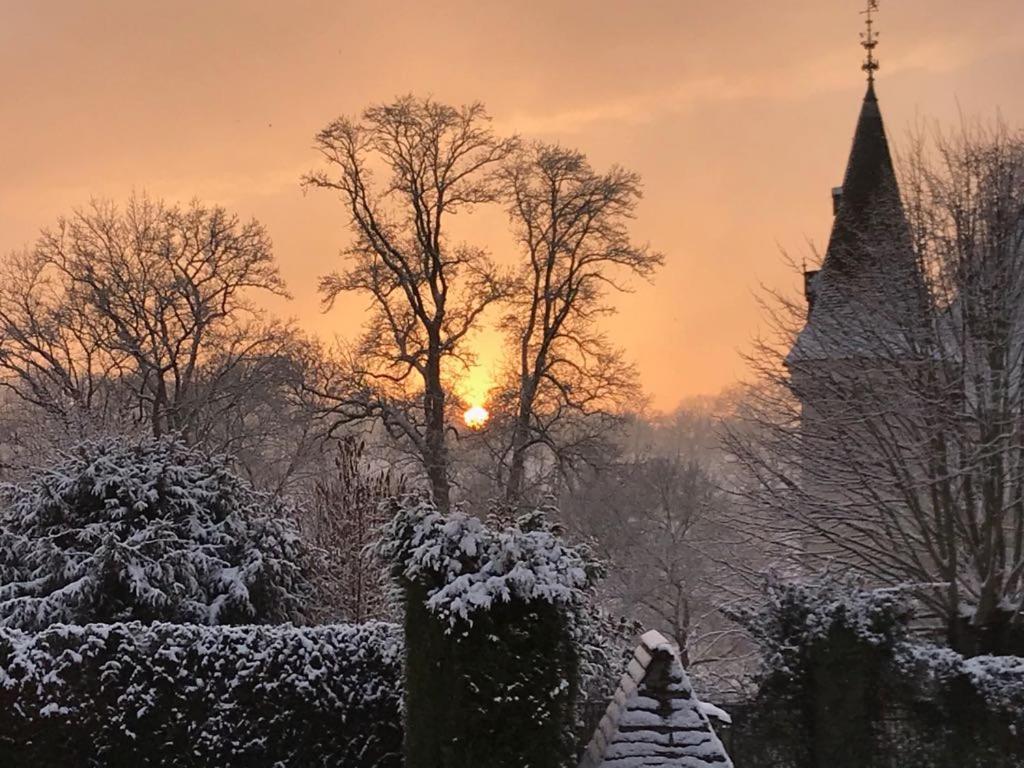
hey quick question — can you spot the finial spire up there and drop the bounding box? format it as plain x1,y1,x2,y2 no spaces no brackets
860,0,880,84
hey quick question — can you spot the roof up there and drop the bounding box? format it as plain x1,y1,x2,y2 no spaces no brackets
788,83,927,365
826,81,904,269
578,630,733,768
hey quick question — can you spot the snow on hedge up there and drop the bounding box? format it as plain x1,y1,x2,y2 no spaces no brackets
737,574,1024,722
0,436,313,630
896,642,1024,718
378,499,595,626
0,621,403,767
731,574,914,681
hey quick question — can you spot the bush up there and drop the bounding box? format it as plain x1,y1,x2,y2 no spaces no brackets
379,498,599,768
727,575,1024,768
731,574,913,687
0,621,403,767
0,436,313,629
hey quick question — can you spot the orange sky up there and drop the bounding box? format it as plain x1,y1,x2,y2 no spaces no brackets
3,0,1023,411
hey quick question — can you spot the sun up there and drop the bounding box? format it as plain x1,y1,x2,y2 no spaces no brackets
463,404,490,429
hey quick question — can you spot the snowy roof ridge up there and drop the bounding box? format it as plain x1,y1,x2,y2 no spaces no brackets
578,629,733,768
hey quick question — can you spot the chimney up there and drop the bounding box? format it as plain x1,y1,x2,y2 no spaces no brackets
831,186,844,215
804,269,820,315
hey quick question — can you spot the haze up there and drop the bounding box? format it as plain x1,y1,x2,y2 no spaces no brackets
3,0,1023,411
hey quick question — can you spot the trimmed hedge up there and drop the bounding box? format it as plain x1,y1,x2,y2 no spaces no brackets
0,621,403,767
727,577,1024,768
403,582,579,768
379,500,597,768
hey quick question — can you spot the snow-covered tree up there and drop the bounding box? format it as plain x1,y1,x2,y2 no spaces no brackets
0,436,313,629
378,497,599,768
730,576,1024,767
0,195,319,492
731,574,914,686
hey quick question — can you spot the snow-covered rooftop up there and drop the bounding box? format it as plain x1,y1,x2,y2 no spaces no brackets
578,629,733,768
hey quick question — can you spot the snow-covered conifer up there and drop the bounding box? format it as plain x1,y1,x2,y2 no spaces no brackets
0,436,313,629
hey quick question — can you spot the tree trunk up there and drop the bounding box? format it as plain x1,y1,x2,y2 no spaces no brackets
505,430,528,507
423,355,450,513
152,375,169,438
949,607,1024,656
504,384,535,506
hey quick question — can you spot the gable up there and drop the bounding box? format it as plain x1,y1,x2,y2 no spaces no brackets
579,630,733,768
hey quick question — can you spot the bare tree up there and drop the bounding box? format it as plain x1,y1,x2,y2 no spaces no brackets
491,144,663,504
561,404,758,692
729,120,1024,655
304,96,517,512
305,436,405,623
0,195,312,486
0,246,127,434
190,339,327,494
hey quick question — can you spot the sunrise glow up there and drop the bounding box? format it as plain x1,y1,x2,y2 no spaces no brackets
1,4,1020,764
463,405,490,429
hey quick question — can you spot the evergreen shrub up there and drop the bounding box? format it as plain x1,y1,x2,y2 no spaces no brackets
0,436,313,629
0,621,403,768
379,499,599,768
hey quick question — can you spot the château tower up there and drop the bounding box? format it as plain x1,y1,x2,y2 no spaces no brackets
786,0,926,406
784,3,931,518
787,79,923,368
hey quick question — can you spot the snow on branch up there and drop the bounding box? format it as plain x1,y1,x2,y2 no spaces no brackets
0,435,313,629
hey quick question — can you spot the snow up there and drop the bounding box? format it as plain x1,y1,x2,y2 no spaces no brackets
698,700,732,724
379,499,594,626
0,621,403,766
739,576,1024,722
0,436,312,629
730,575,914,681
580,630,733,768
897,642,1024,716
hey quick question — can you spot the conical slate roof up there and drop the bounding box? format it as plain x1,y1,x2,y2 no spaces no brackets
824,81,904,275
789,83,926,363
578,630,733,768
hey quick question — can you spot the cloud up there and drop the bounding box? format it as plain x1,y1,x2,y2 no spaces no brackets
498,28,1016,140
501,74,756,136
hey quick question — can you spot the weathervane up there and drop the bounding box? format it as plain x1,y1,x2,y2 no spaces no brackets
860,0,880,84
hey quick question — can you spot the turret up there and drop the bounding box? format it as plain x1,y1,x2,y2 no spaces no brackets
788,79,924,363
